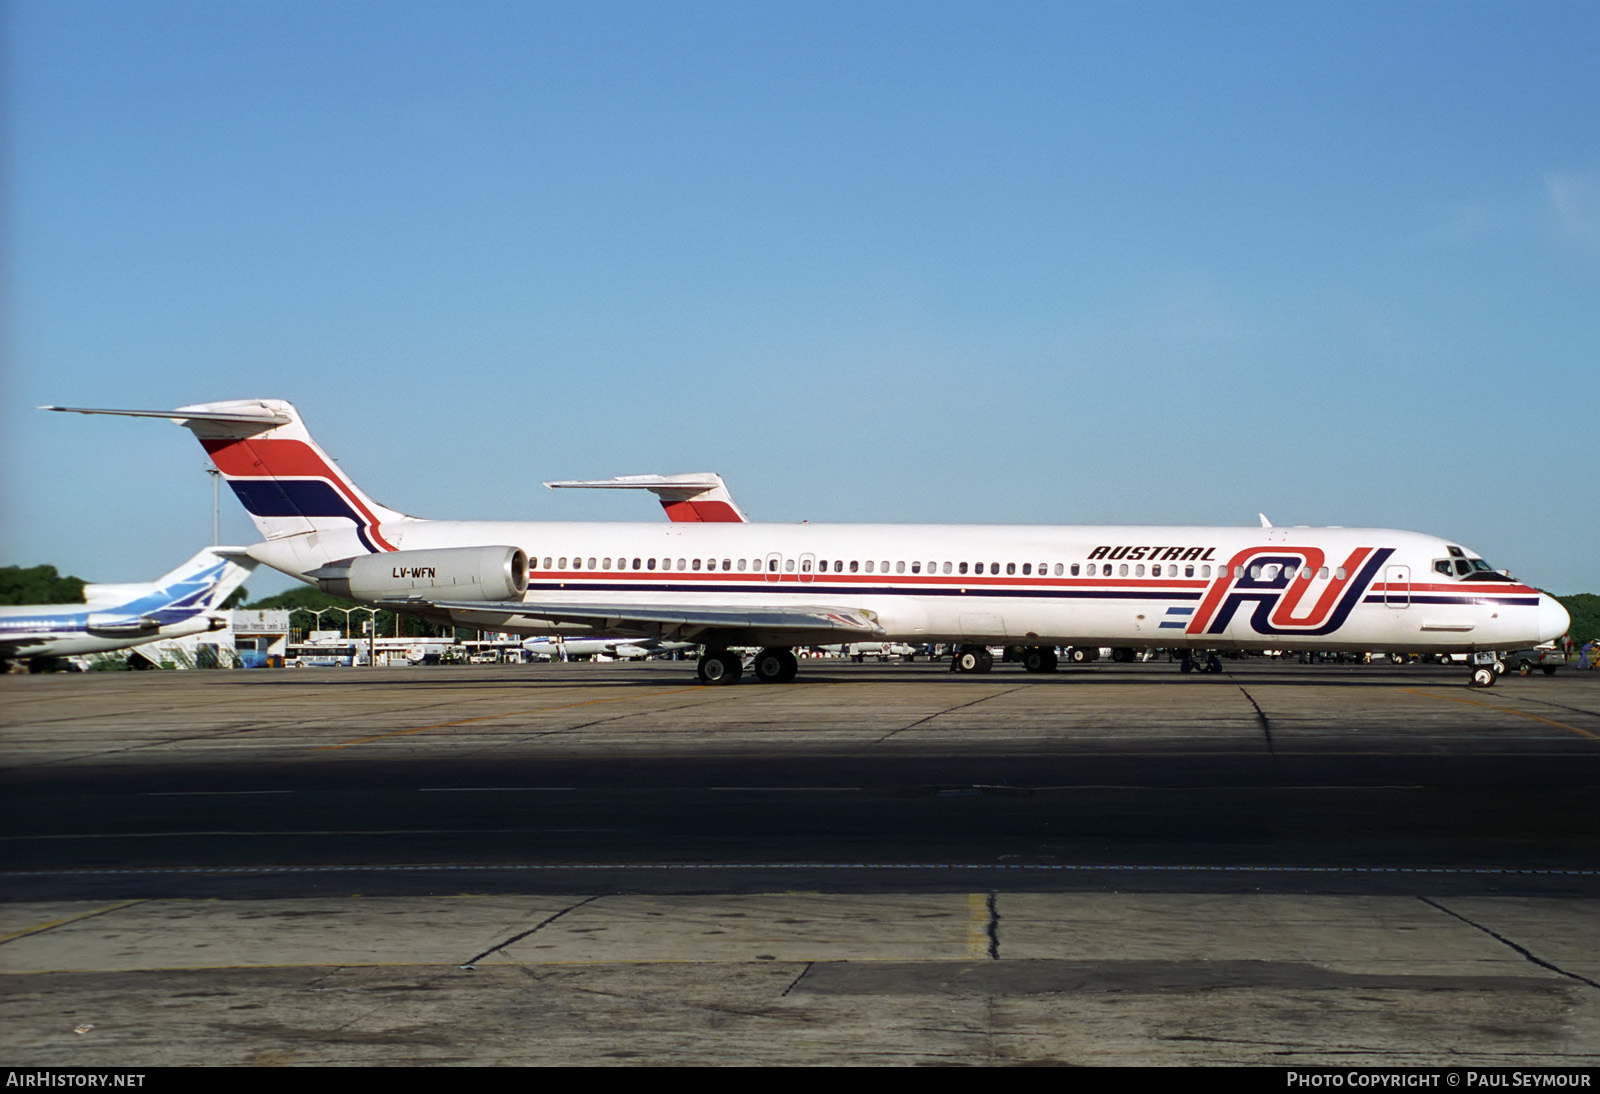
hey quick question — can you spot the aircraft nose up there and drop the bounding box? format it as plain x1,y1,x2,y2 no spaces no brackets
1538,594,1571,643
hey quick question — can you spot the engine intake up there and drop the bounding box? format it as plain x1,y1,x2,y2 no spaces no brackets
308,546,528,603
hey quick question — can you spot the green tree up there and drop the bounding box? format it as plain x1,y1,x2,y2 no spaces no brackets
0,564,86,606
1556,594,1599,645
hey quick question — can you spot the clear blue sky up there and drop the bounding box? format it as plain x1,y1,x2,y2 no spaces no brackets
5,1,1596,597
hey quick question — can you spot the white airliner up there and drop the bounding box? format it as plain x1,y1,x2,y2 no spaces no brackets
0,547,256,668
47,399,1569,689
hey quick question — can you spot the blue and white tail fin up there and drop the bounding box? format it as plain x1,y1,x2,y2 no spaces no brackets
83,547,257,620
46,399,412,555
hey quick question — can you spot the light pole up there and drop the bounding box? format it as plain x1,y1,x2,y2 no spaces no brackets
205,467,221,545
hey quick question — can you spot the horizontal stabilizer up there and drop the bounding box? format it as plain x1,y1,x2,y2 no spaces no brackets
42,405,290,427
545,473,748,523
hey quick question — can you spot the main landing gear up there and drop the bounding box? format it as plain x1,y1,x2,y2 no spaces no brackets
697,646,799,685
696,650,742,685
1179,651,1224,674
950,645,995,673
752,647,798,684
1021,647,1059,673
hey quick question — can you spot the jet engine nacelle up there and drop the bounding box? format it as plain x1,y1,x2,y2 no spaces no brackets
309,546,529,603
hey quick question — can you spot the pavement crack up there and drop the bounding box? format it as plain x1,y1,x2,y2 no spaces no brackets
780,961,815,996
1420,896,1600,991
873,686,1025,745
0,898,150,946
460,895,602,967
1233,682,1275,755
986,892,1000,960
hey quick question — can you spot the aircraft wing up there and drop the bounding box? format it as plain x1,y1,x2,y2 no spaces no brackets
379,597,883,640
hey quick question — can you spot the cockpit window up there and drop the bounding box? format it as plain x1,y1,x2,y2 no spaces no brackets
1453,559,1473,577
1433,560,1453,577
1447,546,1465,558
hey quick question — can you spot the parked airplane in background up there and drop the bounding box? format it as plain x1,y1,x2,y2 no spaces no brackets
0,547,256,669
48,399,1569,689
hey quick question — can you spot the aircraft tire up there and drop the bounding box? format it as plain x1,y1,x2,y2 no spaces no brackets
753,647,798,684
698,652,743,685
1068,647,1090,664
953,648,994,674
1469,666,1496,689
1022,648,1057,673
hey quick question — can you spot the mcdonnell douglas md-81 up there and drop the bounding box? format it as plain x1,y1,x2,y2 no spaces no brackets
47,400,1568,689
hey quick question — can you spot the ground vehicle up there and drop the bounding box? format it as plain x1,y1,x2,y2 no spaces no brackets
286,642,364,667
1504,643,1565,675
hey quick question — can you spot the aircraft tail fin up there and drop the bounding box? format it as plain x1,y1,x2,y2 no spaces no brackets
84,547,258,620
543,472,748,522
45,400,410,553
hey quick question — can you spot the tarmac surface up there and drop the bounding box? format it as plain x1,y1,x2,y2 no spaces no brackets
2,657,1598,1065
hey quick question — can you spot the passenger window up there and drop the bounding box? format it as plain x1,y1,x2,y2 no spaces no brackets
633,558,641,570
1318,567,1328,579
1070,564,1079,577
1056,563,1064,576
1136,564,1146,577
958,562,968,575
864,561,873,573
691,559,701,571
910,561,921,574
1118,564,1129,577
896,561,906,574
785,559,795,572
1021,563,1030,576
1334,567,1346,580
942,562,952,574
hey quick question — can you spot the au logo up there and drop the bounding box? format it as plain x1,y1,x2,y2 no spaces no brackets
1186,546,1394,637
